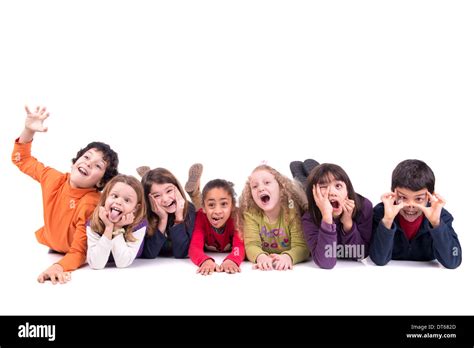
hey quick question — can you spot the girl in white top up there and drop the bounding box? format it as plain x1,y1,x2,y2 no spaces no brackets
87,174,146,269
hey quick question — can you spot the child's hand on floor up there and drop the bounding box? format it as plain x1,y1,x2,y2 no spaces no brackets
37,264,71,285
197,259,217,276
254,254,273,271
270,253,293,271
218,259,240,274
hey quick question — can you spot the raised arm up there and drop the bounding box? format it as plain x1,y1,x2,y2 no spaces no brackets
12,106,55,182
19,105,50,143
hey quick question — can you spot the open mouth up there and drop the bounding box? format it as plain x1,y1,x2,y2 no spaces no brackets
403,210,418,216
164,200,176,209
260,194,270,204
330,200,340,209
78,167,88,176
211,216,223,225
109,207,123,221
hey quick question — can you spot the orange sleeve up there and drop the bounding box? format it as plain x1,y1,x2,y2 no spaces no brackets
12,139,48,182
56,202,96,271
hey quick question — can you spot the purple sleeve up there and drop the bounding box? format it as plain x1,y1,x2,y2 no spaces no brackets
339,197,373,258
302,212,338,269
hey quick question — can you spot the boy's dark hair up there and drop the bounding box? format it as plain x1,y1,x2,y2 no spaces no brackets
201,179,237,208
305,163,361,227
391,159,435,193
72,141,119,191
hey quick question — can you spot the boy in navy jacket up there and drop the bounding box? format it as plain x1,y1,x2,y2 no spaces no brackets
370,159,461,269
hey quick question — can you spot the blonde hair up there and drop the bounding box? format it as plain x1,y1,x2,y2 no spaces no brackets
90,174,146,242
238,165,307,229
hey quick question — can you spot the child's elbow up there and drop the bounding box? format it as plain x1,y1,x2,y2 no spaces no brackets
173,245,189,259
89,263,106,270
370,256,390,266
441,258,462,269
319,263,336,270
115,260,132,268
314,256,336,270
174,252,188,259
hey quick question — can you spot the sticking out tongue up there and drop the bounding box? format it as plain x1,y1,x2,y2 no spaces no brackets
110,209,121,221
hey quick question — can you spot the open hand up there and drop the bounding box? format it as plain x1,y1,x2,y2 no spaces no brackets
313,184,333,224
253,254,274,271
270,253,293,271
381,192,405,228
197,259,217,275
25,105,49,133
37,264,71,285
416,192,446,228
149,194,168,220
218,259,240,274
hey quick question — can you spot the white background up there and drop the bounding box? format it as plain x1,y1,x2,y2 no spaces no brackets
0,0,473,315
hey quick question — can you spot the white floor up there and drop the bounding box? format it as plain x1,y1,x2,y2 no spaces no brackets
1,237,471,316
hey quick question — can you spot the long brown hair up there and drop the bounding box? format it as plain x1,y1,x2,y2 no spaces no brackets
238,165,307,230
90,174,146,242
141,168,190,236
305,163,361,227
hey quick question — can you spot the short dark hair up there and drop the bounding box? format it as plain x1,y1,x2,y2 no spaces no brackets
71,141,119,191
391,159,435,193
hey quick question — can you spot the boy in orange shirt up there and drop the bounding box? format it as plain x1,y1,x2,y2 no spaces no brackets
12,106,119,284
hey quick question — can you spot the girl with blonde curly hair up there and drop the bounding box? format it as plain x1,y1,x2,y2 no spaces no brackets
239,164,309,271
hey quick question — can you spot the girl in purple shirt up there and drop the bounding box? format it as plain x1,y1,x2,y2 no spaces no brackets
301,163,373,269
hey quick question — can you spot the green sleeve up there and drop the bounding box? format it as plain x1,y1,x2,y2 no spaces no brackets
243,212,266,263
282,214,309,264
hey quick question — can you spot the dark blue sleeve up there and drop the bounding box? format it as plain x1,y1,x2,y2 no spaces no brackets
169,203,196,258
430,209,462,269
141,229,167,259
369,203,396,266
